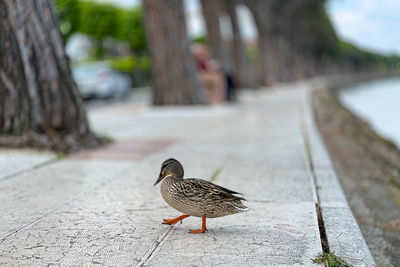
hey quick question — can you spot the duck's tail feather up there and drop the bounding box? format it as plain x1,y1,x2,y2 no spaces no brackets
233,200,249,212
236,206,250,212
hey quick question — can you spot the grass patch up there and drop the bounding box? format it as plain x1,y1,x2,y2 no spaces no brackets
312,252,353,267
209,168,222,183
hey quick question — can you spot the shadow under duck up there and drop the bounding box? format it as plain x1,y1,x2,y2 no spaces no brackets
153,158,248,234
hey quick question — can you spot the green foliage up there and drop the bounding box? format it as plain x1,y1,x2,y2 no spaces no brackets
137,55,151,71
55,0,81,40
78,1,119,41
209,168,222,183
72,55,150,74
54,0,400,73
312,252,353,267
115,7,147,51
269,0,400,71
109,56,136,73
54,0,147,53
191,35,206,44
246,46,258,61
335,41,400,71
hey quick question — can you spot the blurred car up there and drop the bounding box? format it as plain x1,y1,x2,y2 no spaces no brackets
72,63,131,99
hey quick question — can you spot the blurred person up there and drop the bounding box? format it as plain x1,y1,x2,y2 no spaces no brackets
224,70,236,102
191,44,225,104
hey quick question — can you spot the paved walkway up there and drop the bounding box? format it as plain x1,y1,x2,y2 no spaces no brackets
0,83,374,266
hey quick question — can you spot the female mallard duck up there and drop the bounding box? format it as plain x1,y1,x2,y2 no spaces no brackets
153,158,248,234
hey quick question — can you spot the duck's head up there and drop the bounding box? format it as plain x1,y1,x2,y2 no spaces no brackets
153,158,184,186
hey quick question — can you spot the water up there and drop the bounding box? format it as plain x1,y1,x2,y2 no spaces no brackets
338,77,400,148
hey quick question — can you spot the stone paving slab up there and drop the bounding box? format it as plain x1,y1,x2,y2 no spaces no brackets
71,139,178,161
0,159,164,266
0,188,320,266
144,202,321,266
0,149,55,181
0,160,133,238
0,205,172,266
304,88,376,266
0,84,375,266
322,207,375,267
217,165,313,203
312,168,348,208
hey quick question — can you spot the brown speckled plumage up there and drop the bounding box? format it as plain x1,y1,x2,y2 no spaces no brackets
161,175,248,218
154,158,248,231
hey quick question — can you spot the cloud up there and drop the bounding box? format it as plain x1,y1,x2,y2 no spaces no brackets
327,0,400,55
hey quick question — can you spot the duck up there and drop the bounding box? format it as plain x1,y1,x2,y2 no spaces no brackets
153,158,248,234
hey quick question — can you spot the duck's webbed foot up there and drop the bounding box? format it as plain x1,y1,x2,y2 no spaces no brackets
188,228,207,234
162,214,190,225
188,216,208,234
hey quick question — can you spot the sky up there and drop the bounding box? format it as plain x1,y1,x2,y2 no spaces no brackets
327,0,400,56
94,0,400,56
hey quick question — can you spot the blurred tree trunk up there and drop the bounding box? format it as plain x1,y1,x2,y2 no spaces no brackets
143,0,205,105
272,0,309,82
200,0,231,71
0,0,100,153
224,0,254,87
244,0,278,86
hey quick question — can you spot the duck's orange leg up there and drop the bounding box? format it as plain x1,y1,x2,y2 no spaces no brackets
162,214,190,225
189,216,208,234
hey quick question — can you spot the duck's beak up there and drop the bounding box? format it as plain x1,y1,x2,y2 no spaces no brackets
154,171,165,186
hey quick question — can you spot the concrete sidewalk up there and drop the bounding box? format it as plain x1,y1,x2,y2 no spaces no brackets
0,83,374,266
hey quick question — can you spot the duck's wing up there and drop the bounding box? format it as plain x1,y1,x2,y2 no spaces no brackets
183,178,246,201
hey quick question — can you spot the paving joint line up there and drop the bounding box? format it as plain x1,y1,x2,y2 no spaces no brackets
0,165,129,243
0,193,81,242
136,227,175,266
300,99,330,254
0,156,59,183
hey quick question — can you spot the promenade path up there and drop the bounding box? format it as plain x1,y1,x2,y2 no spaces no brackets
0,83,375,266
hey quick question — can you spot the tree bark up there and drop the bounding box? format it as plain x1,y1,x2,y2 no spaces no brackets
143,0,205,105
224,0,255,87
200,0,231,72
0,0,101,153
244,0,279,86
